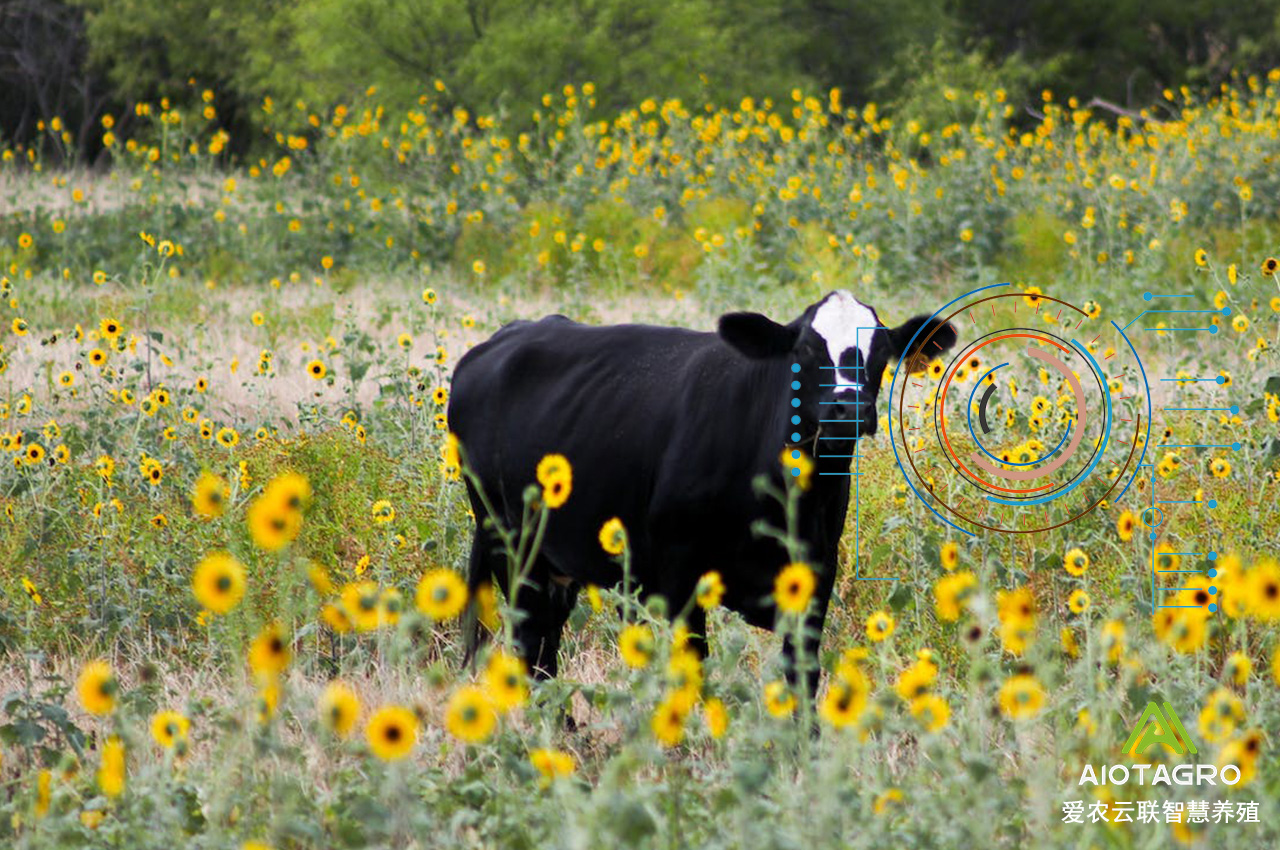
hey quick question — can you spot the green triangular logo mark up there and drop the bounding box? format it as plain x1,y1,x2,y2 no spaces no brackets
1121,701,1197,756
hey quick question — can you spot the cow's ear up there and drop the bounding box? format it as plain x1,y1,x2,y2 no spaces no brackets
718,312,799,359
887,315,958,373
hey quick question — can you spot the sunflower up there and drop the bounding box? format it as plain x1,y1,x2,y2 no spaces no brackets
652,690,694,747
100,318,122,339
998,674,1046,721
926,359,945,380
820,664,870,728
341,581,385,631
702,697,729,739
247,495,301,551
873,789,904,815
774,562,815,614
1083,299,1101,318
1217,730,1262,785
446,685,496,743
667,647,703,696
432,386,448,405
77,660,117,716
320,602,354,634
188,472,229,519
1022,286,1043,309
98,736,126,798
910,694,950,732
1116,510,1136,542
529,748,576,786
939,541,959,571
1064,547,1089,577
619,623,654,668
866,610,895,642
483,651,529,713
598,517,627,554
1101,619,1127,664
306,359,326,380
933,571,976,621
763,680,796,717
1262,257,1279,277
475,582,500,631
1248,559,1280,619
371,499,395,523
1060,627,1080,658
248,622,292,680
779,447,813,490
415,568,468,620
1068,589,1091,614
1225,651,1252,686
150,710,190,750
366,704,419,761
24,443,45,465
319,682,361,737
894,658,937,701
1210,457,1232,478
192,552,247,614
695,571,725,609
534,453,573,508
1198,687,1245,743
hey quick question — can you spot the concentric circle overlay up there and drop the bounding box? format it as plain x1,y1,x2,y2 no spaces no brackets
887,285,1151,537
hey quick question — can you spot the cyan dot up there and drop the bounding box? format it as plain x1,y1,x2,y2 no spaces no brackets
1209,325,1219,334
791,363,801,373
791,432,801,442
1207,499,1218,508
1208,603,1218,613
791,398,800,408
1143,291,1153,302
1208,551,1218,561
1208,586,1218,595
1230,405,1239,415
1231,441,1241,451
1208,568,1218,578
1216,375,1227,385
790,467,800,477
1221,306,1232,316
791,380,801,390
791,415,801,425
1149,532,1157,541
791,449,801,460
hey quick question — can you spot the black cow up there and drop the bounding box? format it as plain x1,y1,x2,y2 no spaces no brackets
449,290,956,695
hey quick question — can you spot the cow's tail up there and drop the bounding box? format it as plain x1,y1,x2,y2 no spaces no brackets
461,540,493,669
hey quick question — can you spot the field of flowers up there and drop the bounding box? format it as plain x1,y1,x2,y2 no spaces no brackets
1,74,1280,848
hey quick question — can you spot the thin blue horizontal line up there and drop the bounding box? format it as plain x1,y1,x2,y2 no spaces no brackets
1158,570,1205,573
1158,605,1205,609
1165,552,1205,556
1159,444,1233,448
854,577,900,581
1157,499,1202,504
1144,327,1214,332
1163,407,1232,411
1160,378,1219,382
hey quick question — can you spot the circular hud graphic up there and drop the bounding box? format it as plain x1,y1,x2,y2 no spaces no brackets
888,283,1152,537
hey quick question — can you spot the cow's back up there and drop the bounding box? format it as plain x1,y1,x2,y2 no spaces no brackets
449,315,786,588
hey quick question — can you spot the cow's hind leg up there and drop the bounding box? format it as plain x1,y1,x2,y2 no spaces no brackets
511,563,577,680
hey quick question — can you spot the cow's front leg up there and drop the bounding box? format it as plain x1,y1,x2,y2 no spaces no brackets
781,550,838,704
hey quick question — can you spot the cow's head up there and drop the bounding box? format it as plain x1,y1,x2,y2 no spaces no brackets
718,290,958,440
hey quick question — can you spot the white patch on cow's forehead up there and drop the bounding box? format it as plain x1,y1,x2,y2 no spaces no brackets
811,291,878,393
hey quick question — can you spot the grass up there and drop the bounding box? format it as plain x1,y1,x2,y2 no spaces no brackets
1,78,1280,848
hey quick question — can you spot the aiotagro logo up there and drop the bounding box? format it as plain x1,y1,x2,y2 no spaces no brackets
1077,701,1241,788
1061,700,1258,827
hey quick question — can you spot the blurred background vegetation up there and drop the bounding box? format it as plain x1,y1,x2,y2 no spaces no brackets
5,0,1280,158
